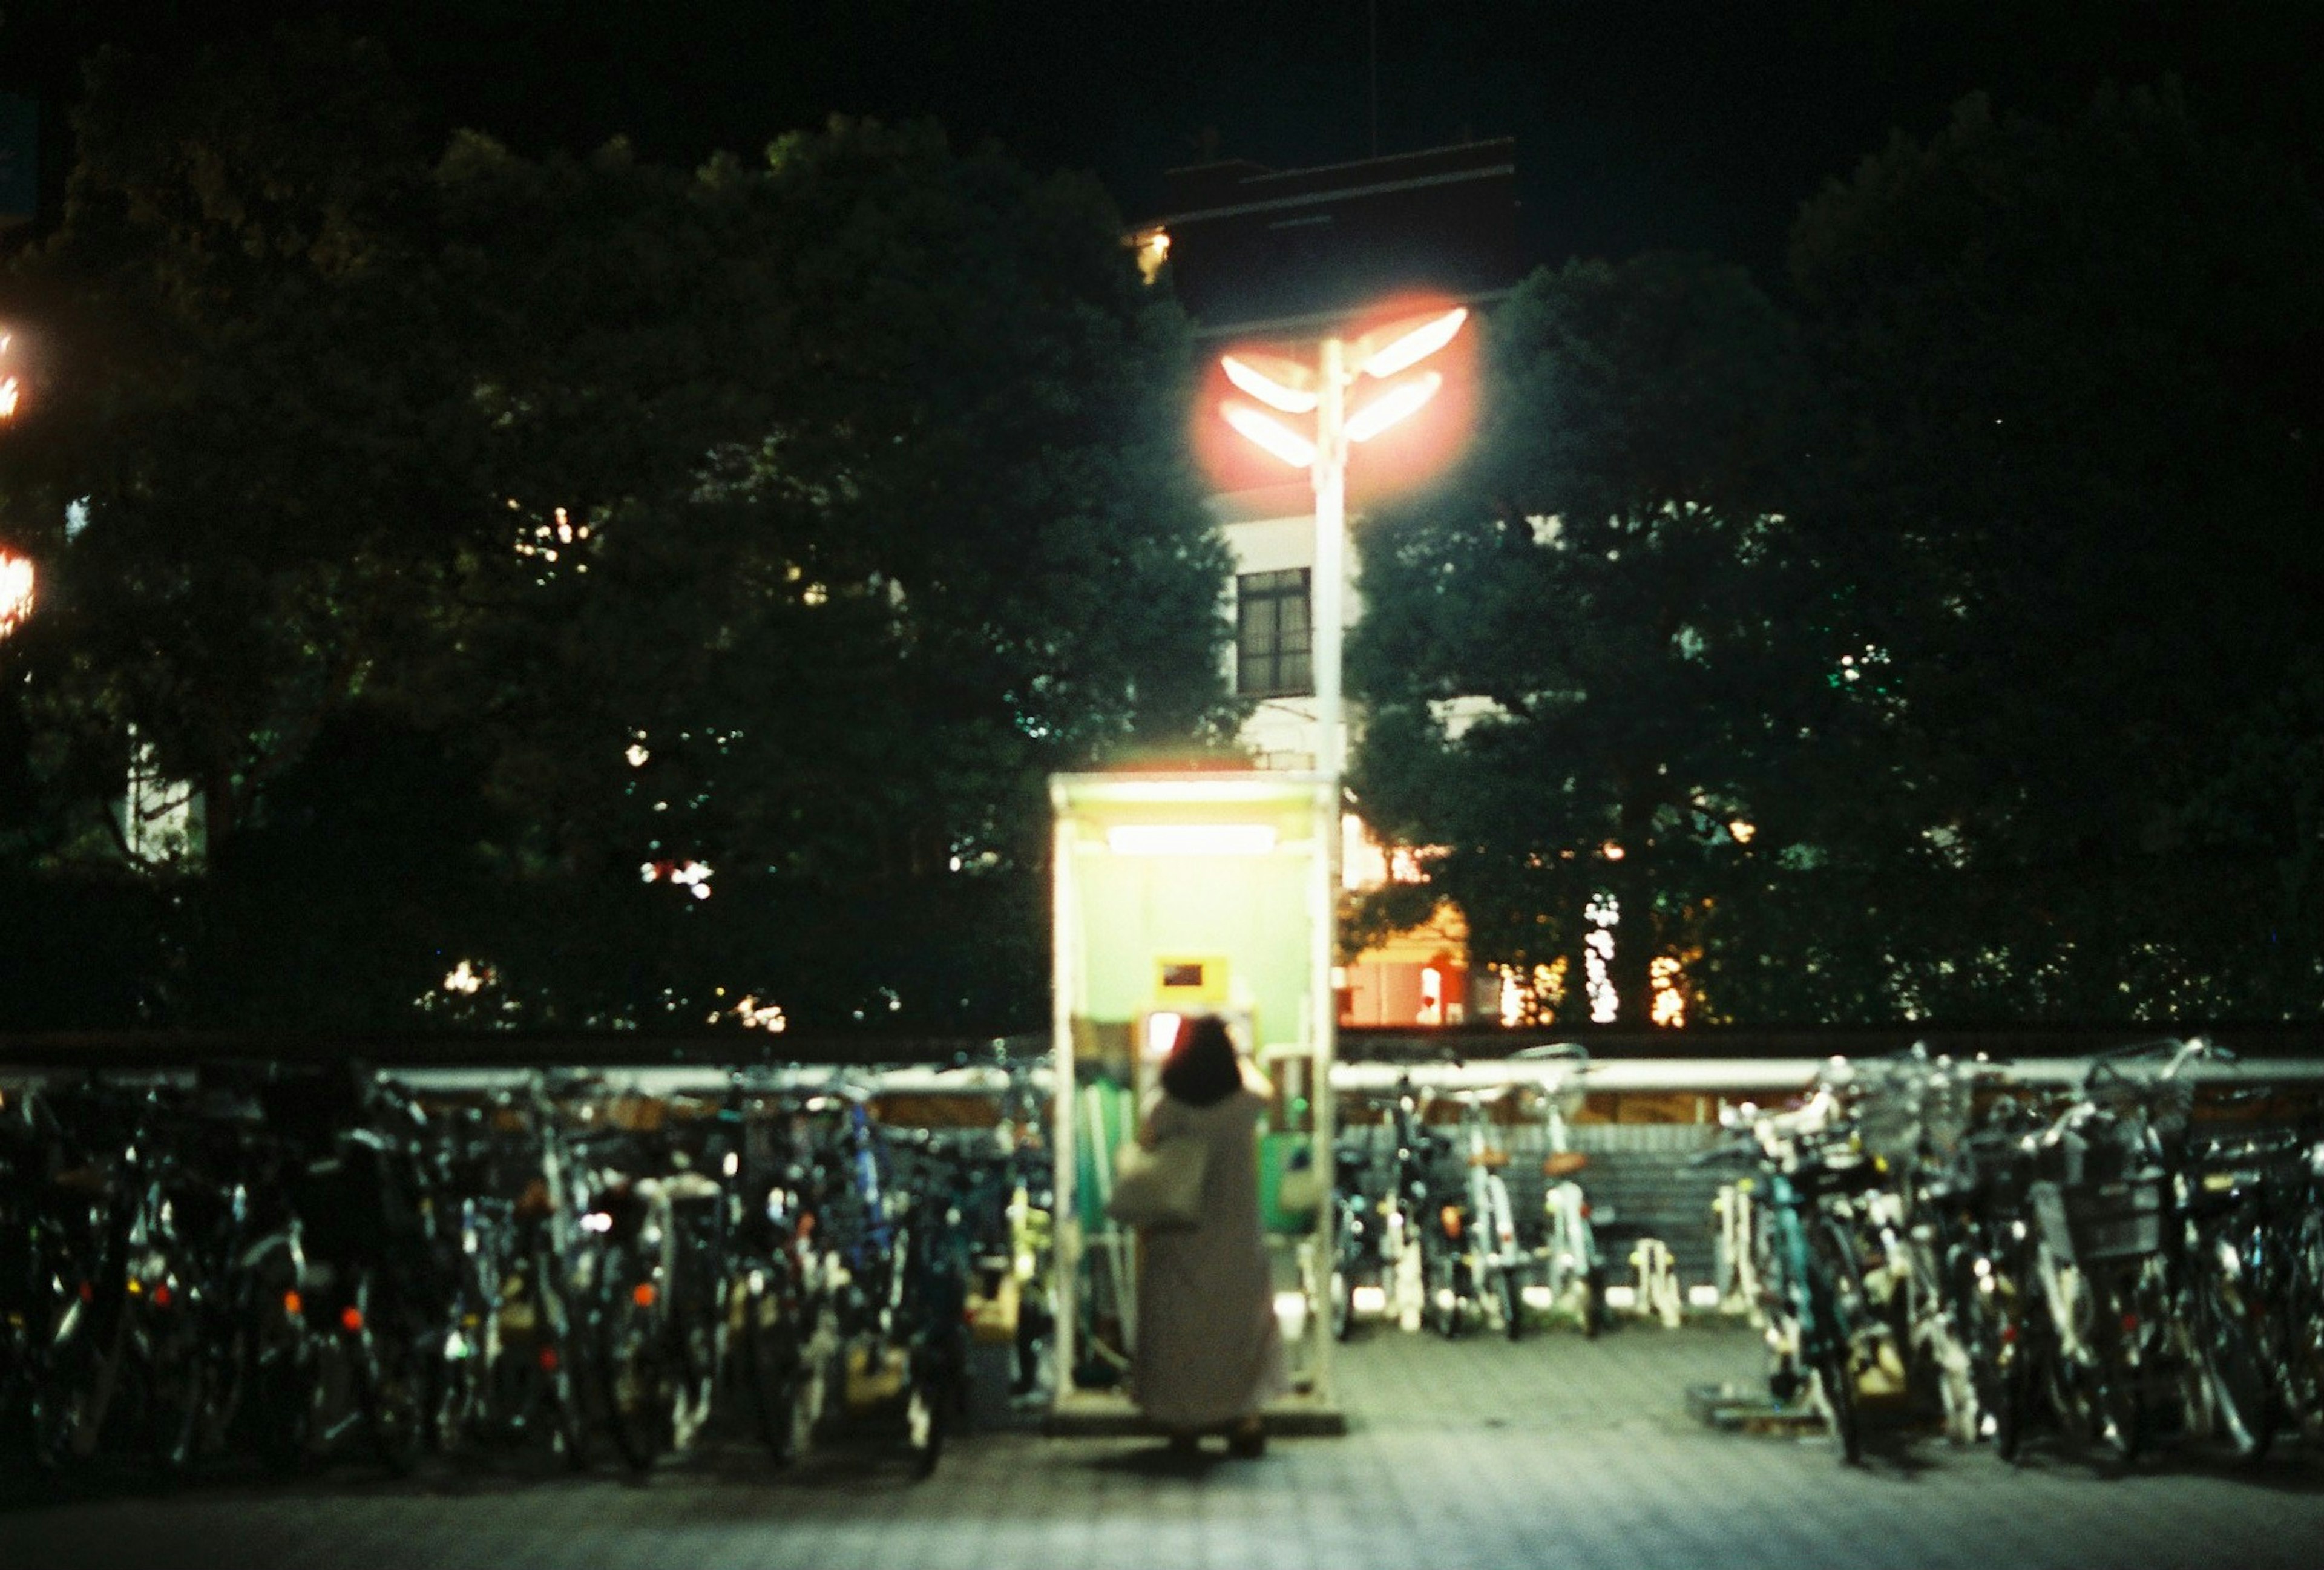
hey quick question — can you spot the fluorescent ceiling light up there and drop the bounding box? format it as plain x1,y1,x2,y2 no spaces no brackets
1105,824,1280,856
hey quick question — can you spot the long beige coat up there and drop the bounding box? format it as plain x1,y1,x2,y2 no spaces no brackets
1132,1080,1288,1429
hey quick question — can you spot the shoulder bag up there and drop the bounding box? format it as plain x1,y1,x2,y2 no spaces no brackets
1106,1134,1209,1229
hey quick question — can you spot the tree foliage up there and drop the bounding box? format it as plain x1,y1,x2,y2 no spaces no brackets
1353,85,2324,1026
0,27,1236,1031
1782,84,2324,1020
1350,252,1813,1025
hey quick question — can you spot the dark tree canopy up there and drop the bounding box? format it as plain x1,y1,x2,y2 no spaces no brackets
1353,85,2324,1027
0,27,1237,1032
1350,252,1813,1026
1784,84,2324,1022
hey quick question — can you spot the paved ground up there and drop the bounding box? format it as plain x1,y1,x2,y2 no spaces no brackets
8,1321,2324,1570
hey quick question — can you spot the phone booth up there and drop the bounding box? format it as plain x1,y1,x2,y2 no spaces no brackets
1048,770,1342,1426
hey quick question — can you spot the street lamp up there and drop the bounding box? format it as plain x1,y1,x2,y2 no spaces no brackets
1216,306,1466,1385
1217,306,1467,783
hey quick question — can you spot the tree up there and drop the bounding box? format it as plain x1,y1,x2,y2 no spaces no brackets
0,28,1236,1031
1785,84,2324,1020
0,26,471,1026
412,116,1239,1031
1349,253,1814,1026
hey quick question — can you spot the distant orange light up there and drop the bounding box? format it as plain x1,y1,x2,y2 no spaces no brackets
631,1281,658,1309
283,1290,304,1318
340,1305,364,1333
0,549,31,641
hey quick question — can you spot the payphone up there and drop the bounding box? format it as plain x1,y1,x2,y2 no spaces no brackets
1048,770,1341,1416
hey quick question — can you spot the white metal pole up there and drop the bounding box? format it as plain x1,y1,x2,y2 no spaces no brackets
1049,804,1081,1403
1312,338,1347,783
1308,340,1347,1405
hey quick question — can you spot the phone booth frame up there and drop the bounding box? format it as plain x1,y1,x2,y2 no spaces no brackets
1048,770,1341,1423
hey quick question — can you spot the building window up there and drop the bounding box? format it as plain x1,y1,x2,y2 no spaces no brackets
1237,568,1312,697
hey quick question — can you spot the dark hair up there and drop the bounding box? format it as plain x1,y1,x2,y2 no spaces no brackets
1158,1014,1241,1108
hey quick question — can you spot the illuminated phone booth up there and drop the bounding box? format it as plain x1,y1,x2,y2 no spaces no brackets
1048,770,1342,1428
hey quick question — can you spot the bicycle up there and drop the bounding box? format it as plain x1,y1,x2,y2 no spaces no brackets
1699,1083,1882,1464
795,1077,960,1476
1992,1040,2208,1468
1422,1085,1532,1341
1362,1076,1444,1334
1514,1045,1604,1337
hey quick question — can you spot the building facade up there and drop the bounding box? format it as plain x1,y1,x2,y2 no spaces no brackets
1134,139,1524,1027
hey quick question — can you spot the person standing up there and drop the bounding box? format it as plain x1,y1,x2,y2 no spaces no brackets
1131,1013,1287,1456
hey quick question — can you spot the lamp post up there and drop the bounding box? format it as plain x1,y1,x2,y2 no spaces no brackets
1218,305,1467,783
1217,306,1466,1373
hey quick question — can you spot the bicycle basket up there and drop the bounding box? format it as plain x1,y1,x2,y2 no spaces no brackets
1794,1146,1884,1199
2034,1174,2165,1264
1955,1132,2024,1200
1919,1074,1976,1163
1850,1095,1922,1168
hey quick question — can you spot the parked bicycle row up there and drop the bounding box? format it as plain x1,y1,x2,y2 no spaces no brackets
1701,1037,2324,1467
0,1056,1056,1486
1324,1045,1621,1342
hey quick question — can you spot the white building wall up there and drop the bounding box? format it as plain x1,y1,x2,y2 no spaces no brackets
1215,500,1366,776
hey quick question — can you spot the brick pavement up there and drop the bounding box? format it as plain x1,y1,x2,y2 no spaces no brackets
8,1321,2324,1570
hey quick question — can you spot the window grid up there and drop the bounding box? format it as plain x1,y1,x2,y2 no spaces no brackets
1237,568,1313,698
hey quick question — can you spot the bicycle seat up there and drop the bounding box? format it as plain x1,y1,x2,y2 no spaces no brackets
1543,1151,1589,1178
1465,1149,1511,1169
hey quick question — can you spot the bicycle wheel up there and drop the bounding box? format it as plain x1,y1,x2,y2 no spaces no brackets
531,1248,594,1470
354,1276,429,1477
2285,1209,2324,1442
2087,1276,2146,1468
137,1292,209,1474
904,1327,962,1479
428,1285,492,1457
1419,1220,1463,1339
2093,1367,2144,1465
1817,1339,1863,1465
2193,1267,2277,1462
1958,1255,2014,1451
595,1246,676,1471
1992,1335,2033,1461
745,1269,807,1465
1810,1226,1865,1464
0,1322,35,1470
1579,1263,1605,1340
246,1309,319,1476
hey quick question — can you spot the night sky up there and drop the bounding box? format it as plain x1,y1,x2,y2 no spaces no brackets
5,1,2320,283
